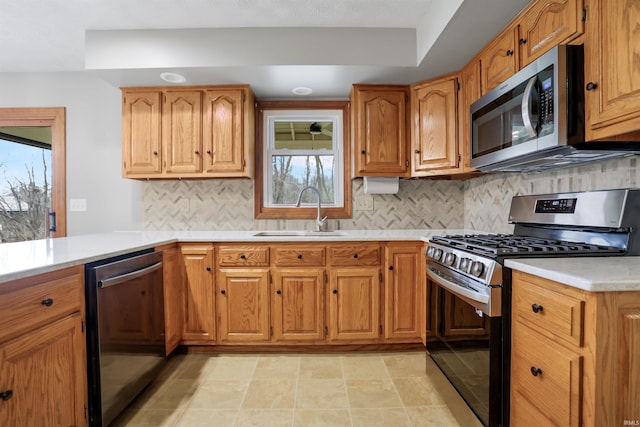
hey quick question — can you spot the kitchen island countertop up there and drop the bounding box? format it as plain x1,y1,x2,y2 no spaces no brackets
0,229,458,284
505,257,640,292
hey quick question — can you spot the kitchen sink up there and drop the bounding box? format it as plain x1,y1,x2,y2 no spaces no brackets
252,230,344,237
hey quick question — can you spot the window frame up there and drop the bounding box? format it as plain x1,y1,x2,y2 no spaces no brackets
254,101,352,220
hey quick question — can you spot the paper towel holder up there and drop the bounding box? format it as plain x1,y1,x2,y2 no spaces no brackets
363,177,400,194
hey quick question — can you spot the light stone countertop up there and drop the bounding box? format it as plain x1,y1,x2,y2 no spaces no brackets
505,257,640,292
0,229,462,284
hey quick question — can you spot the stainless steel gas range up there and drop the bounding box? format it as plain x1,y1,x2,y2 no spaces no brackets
426,188,640,427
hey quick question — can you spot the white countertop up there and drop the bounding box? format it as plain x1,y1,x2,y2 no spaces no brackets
0,229,458,284
505,257,640,292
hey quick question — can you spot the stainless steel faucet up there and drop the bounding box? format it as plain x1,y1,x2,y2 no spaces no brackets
295,186,327,232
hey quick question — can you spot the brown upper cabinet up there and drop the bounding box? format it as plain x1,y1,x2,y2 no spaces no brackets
350,84,410,177
122,85,255,179
478,0,584,96
410,73,461,175
584,0,640,141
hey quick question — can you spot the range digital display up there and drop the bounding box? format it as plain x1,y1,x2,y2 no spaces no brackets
534,198,577,214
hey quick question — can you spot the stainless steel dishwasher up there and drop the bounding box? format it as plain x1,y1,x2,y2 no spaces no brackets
85,249,166,426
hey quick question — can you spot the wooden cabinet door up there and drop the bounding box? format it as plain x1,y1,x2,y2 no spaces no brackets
459,60,481,172
162,90,203,174
181,244,215,343
518,0,584,67
441,290,490,338
411,75,460,174
0,313,86,427
217,268,270,343
163,246,183,355
585,0,640,140
328,267,381,342
272,269,325,342
384,243,423,342
479,25,519,95
122,91,162,176
203,89,247,175
351,85,410,177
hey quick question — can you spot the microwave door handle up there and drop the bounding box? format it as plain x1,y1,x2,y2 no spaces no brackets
521,76,539,138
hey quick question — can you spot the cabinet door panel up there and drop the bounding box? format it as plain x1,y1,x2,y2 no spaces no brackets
273,269,325,342
519,0,583,67
203,89,245,174
163,91,202,174
0,314,86,427
217,269,270,342
384,243,422,341
479,26,519,95
163,247,183,355
352,85,409,176
412,76,459,173
181,244,215,343
328,268,381,342
122,91,162,175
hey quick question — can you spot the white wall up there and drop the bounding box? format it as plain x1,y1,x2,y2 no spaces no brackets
0,72,141,235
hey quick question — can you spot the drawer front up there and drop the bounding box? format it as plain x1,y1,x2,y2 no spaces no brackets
513,280,584,347
328,243,380,266
0,266,84,343
511,325,582,426
272,246,325,267
218,245,270,266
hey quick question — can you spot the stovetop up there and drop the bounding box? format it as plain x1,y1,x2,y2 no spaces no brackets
430,234,625,258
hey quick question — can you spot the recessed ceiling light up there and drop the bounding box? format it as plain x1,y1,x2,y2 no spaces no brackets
160,72,186,83
292,87,313,95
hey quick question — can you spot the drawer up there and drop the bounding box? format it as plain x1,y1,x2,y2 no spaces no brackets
272,245,325,266
511,325,582,426
513,279,584,347
328,243,380,266
218,245,270,266
0,266,84,343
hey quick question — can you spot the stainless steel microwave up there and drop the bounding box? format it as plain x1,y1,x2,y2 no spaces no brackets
470,45,640,172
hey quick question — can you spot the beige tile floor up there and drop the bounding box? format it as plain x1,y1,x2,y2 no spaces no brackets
112,351,481,427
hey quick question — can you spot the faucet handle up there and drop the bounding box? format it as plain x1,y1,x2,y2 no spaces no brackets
318,216,328,224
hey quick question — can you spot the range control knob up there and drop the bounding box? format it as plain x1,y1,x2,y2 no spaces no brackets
444,252,456,266
470,261,485,277
433,248,443,261
459,258,471,272
426,247,435,258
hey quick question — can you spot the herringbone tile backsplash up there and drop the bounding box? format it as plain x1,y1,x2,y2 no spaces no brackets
142,156,639,233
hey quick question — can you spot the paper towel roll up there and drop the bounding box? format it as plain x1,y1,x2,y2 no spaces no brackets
363,177,399,194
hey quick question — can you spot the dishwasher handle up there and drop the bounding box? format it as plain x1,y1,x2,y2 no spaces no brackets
98,261,163,288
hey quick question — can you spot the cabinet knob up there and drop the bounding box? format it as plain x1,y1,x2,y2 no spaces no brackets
586,82,598,91
194,150,200,155
332,289,338,294
531,303,544,313
361,150,366,155
519,38,527,45
153,151,158,156
207,150,212,155
0,390,13,401
220,290,226,295
530,366,542,377
506,49,514,56
240,254,246,259
297,254,303,259
206,266,212,272
388,265,394,270
41,298,54,307
353,253,358,259
414,150,420,154
276,290,282,295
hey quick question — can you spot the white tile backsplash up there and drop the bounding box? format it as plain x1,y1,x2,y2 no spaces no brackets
142,156,640,234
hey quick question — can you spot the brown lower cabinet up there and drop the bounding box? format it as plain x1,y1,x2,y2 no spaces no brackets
0,266,87,427
176,241,423,346
510,270,640,426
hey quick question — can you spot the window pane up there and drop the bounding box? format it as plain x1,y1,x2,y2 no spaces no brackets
271,155,335,205
0,138,52,242
274,121,333,150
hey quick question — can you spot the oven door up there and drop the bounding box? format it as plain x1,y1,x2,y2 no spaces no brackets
426,261,507,427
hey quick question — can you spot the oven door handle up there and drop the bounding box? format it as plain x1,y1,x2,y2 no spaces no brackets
98,261,163,288
427,266,489,305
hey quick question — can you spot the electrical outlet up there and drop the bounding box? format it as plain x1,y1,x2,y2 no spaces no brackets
69,199,87,212
355,195,374,211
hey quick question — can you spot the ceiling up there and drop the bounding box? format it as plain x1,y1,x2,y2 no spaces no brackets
0,0,530,98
